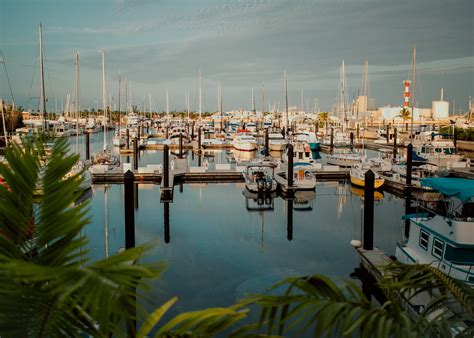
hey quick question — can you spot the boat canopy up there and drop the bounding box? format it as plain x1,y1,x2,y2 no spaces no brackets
420,178,474,202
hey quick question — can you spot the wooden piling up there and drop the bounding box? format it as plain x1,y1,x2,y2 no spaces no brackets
124,170,135,249
133,138,138,170
287,143,294,188
85,132,90,160
363,170,375,250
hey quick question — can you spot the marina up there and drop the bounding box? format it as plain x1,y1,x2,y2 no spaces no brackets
1,1,473,336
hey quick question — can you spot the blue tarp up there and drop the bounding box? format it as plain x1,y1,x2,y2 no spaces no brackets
420,178,474,202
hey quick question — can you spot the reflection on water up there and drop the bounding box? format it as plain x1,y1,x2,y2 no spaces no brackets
84,179,404,320
72,132,405,319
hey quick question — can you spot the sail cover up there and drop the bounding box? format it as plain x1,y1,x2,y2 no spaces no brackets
420,178,474,202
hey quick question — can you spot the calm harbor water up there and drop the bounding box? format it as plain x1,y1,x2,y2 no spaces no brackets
70,132,405,322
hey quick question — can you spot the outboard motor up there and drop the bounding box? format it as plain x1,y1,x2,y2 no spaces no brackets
257,179,265,191
265,180,272,191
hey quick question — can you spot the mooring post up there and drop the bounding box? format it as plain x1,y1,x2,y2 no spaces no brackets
385,124,390,144
287,143,294,189
163,144,169,188
330,127,334,152
393,127,398,158
147,123,149,134
406,143,413,187
179,133,183,158
350,132,354,149
404,144,413,238
126,128,130,150
124,170,135,249
287,199,293,241
134,182,139,210
363,169,375,250
315,120,319,133
124,169,136,337
191,121,195,140
165,126,169,139
198,127,202,153
281,126,286,138
405,122,408,132
453,127,457,147
264,128,269,156
133,138,138,170
85,132,90,160
137,125,141,140
164,202,170,243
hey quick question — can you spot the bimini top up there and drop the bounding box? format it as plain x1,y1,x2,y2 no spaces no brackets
420,178,474,202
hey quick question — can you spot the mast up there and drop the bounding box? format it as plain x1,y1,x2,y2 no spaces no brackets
341,60,347,126
101,50,107,150
301,89,304,113
75,52,80,153
1,98,7,146
186,91,190,122
166,89,169,120
410,45,416,139
219,82,223,132
118,73,121,133
148,93,152,117
252,87,255,113
198,69,202,121
261,84,265,115
39,23,47,130
284,70,288,132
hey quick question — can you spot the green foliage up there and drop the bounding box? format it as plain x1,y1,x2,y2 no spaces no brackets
0,136,163,337
398,108,411,121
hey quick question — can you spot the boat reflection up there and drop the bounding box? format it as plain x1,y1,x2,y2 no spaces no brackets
293,190,316,211
232,149,256,164
350,185,384,201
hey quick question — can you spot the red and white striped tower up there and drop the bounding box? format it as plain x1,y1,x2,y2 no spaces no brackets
403,80,411,109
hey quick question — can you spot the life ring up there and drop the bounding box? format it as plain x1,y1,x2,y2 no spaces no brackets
203,160,209,170
305,146,310,152
305,171,312,178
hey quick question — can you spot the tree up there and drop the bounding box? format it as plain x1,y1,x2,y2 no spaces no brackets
0,136,163,337
399,107,411,121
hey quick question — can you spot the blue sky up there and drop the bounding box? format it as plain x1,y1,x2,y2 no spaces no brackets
1,0,473,113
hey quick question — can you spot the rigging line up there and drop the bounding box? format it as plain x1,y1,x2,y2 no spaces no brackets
416,69,424,107
0,51,15,104
27,47,39,112
45,58,56,110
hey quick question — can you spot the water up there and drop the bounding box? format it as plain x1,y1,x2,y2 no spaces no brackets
71,132,406,325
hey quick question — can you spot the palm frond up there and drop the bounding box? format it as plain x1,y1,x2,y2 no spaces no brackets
0,136,163,337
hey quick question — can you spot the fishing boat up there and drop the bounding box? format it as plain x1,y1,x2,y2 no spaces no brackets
413,136,464,168
233,131,258,151
294,131,320,150
350,163,385,189
268,132,288,151
282,141,320,170
275,165,316,192
395,178,474,285
326,149,362,167
242,163,277,193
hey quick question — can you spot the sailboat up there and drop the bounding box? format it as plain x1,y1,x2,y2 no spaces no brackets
91,50,120,169
66,52,91,191
112,74,126,147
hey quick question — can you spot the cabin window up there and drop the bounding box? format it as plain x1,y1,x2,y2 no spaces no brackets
435,148,442,153
432,238,444,259
444,245,474,265
419,230,429,251
305,152,310,157
421,147,426,153
443,148,454,155
299,153,303,159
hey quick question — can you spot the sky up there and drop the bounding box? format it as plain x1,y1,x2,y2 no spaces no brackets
0,0,473,113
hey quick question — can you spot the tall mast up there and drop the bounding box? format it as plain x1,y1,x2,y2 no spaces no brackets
301,89,304,113
148,93,152,117
261,84,265,115
410,45,416,139
284,70,288,131
219,82,223,132
186,91,190,122
341,60,347,125
217,80,220,113
118,73,121,132
101,49,107,149
1,98,7,146
166,89,169,119
199,69,202,121
252,87,255,113
39,23,47,130
75,52,80,152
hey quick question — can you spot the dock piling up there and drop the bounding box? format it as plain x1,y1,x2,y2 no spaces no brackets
406,144,413,186
363,170,375,250
133,138,138,170
287,199,293,241
198,127,202,153
138,126,141,140
124,170,135,249
126,128,130,150
330,127,334,152
287,143,294,188
386,124,390,144
350,132,354,149
264,128,269,156
164,202,170,243
163,144,169,188
179,133,183,158
85,132,90,160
